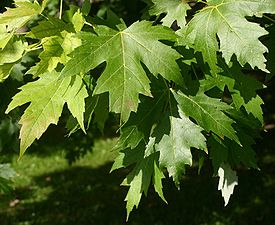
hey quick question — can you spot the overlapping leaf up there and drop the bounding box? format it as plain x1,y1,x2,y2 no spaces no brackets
6,71,88,156
60,21,183,121
182,0,275,73
0,25,13,49
122,152,162,220
149,0,191,28
112,143,166,219
154,108,207,186
200,63,264,124
209,130,257,175
0,0,45,31
27,32,81,77
0,38,26,82
27,16,75,39
173,91,239,144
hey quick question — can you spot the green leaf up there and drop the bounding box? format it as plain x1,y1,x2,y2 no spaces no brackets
218,163,238,206
6,71,87,156
0,63,14,82
154,108,207,186
209,135,228,174
200,63,264,124
0,39,26,65
153,160,167,203
183,0,275,73
149,0,191,28
123,152,155,220
93,93,109,132
120,149,164,220
61,21,183,121
64,75,88,132
27,32,81,77
27,17,75,39
0,25,13,49
0,0,45,31
0,38,26,82
173,90,240,144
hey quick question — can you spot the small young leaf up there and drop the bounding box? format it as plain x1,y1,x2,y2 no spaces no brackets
27,32,81,77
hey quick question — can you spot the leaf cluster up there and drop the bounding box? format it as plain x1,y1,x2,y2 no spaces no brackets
0,0,275,218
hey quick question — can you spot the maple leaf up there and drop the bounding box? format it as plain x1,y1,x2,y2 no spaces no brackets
154,108,207,186
0,0,45,32
27,32,81,77
114,146,165,220
218,163,238,206
6,71,88,156
149,0,191,28
64,76,88,132
0,39,26,65
172,90,240,144
199,62,264,124
182,0,275,73
60,21,183,121
27,16,75,39
116,94,166,151
0,25,13,49
0,38,26,82
209,127,258,176
0,64,14,82
122,152,155,220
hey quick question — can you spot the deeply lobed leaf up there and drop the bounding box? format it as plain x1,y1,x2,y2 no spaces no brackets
61,21,183,121
181,0,275,73
6,71,88,156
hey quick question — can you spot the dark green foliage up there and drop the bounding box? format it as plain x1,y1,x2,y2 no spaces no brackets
0,0,275,218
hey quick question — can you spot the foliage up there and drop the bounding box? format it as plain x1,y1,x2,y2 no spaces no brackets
0,163,16,193
0,0,275,218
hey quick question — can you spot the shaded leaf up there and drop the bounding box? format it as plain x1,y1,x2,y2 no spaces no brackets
154,108,207,186
173,90,240,144
27,16,75,39
200,63,264,124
